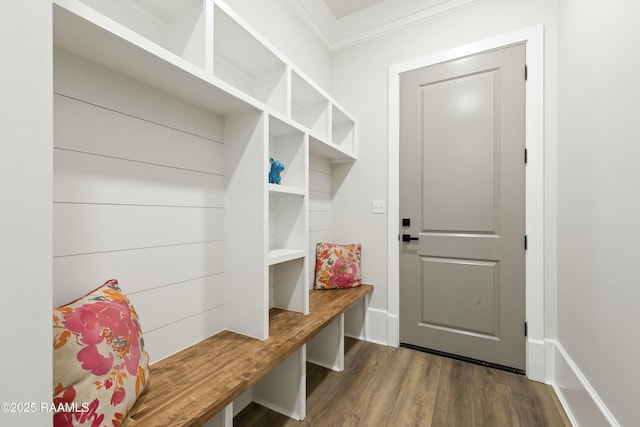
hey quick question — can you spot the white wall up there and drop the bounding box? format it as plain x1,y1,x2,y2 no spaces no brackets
0,1,52,426
557,0,640,425
222,0,332,92
329,0,639,424
330,0,559,343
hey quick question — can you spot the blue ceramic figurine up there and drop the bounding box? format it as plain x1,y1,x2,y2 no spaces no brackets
269,157,284,184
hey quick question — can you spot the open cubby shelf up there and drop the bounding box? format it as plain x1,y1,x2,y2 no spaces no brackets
214,3,288,114
76,0,210,70
54,0,356,158
332,104,357,155
268,115,307,190
291,70,330,139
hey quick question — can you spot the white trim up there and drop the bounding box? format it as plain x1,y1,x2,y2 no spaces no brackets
287,0,333,50
288,0,481,51
386,312,399,348
329,0,481,51
527,338,546,381
365,307,391,345
387,25,545,381
547,339,620,427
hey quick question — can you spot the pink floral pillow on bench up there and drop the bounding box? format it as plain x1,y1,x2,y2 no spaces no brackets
314,243,362,289
53,279,149,427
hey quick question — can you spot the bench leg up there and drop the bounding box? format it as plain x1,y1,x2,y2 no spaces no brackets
307,314,345,371
253,347,306,420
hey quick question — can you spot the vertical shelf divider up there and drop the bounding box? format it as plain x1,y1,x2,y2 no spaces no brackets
226,110,269,340
253,346,306,420
307,315,345,371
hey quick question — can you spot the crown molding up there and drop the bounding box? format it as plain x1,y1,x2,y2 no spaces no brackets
289,0,481,51
287,0,334,50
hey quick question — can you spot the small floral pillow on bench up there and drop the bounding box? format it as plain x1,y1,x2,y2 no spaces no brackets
314,242,362,289
53,279,149,427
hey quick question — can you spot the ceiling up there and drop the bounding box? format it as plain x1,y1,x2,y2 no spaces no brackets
323,0,388,19
288,0,480,50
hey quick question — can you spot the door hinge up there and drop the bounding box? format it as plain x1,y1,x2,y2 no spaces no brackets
524,148,528,164
524,322,528,337
525,65,528,81
524,235,528,250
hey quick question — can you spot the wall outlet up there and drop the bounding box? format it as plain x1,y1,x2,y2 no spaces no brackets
372,200,386,214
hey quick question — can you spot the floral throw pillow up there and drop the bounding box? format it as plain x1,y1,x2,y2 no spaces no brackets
53,279,149,427
314,243,362,289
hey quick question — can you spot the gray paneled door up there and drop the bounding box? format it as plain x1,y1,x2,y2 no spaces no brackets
399,44,526,370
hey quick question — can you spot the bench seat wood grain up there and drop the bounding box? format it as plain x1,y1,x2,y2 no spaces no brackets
123,285,373,427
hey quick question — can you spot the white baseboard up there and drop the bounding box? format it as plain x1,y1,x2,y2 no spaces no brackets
365,307,389,345
547,339,619,427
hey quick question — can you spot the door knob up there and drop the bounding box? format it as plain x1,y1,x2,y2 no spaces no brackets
402,234,419,242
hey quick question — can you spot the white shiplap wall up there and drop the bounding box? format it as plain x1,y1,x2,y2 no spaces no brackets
52,49,226,363
308,153,334,286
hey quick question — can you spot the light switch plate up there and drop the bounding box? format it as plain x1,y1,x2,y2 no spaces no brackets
372,200,386,214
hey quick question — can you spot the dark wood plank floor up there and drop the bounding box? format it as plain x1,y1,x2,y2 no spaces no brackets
235,338,571,427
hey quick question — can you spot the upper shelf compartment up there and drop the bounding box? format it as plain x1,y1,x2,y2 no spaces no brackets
53,0,357,155
308,136,356,164
53,0,257,116
307,103,357,163
75,0,209,70
332,105,357,156
291,71,330,140
213,4,288,115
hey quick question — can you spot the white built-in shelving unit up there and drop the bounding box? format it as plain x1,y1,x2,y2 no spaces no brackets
51,0,357,424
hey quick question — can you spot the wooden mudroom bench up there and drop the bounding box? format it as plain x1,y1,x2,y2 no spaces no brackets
122,284,373,426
